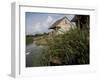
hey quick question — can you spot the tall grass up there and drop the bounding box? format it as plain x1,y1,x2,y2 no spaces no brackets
41,28,89,66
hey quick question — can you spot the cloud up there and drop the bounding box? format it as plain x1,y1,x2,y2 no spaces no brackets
31,16,54,35
32,23,42,34
42,16,54,32
46,16,53,24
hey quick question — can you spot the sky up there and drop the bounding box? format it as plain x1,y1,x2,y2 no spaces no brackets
26,12,75,35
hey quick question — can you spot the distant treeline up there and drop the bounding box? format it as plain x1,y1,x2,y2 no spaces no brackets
26,32,49,37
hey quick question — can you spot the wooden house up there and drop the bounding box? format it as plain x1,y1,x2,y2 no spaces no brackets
49,16,74,35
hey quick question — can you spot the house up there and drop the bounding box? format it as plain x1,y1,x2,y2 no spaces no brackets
49,16,75,35
71,15,89,29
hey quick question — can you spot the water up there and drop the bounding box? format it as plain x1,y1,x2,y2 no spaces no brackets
26,43,44,67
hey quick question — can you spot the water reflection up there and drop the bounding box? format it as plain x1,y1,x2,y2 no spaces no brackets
26,43,44,67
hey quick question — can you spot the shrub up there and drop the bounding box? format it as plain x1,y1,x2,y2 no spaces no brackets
41,28,89,65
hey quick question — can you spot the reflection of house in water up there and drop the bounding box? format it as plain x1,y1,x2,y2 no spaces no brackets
71,15,89,29
48,16,75,35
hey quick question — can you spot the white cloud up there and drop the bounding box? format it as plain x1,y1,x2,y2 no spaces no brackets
32,16,54,34
32,23,42,34
43,16,54,28
46,16,53,24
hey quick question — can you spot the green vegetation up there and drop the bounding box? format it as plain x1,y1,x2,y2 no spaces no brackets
40,28,89,66
26,28,89,66
33,36,48,46
26,33,49,45
26,36,33,45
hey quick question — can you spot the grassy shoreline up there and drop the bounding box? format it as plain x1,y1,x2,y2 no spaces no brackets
26,35,48,45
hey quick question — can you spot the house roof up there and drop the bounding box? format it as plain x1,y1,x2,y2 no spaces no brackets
49,16,71,29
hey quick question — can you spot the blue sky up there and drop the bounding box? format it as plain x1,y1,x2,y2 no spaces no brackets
26,12,74,35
